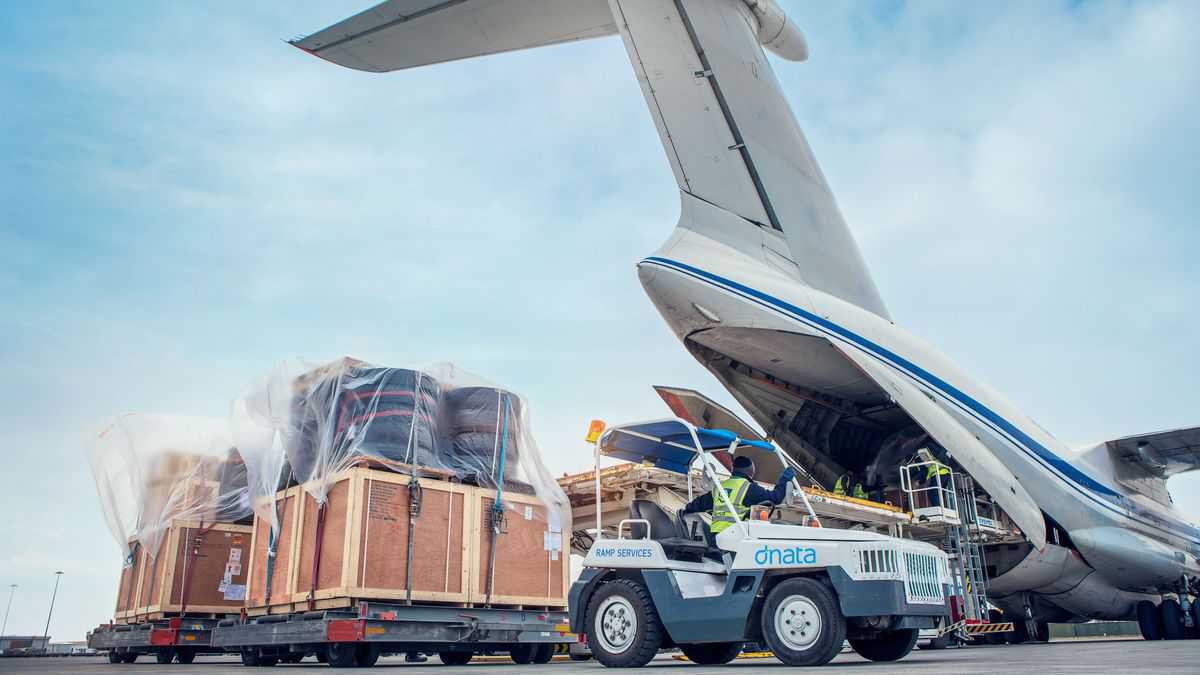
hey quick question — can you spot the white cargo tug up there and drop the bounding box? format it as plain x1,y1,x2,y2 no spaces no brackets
569,418,950,667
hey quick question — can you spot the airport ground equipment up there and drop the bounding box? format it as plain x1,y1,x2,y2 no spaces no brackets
901,460,1012,642
208,600,571,667
87,618,223,664
569,418,950,667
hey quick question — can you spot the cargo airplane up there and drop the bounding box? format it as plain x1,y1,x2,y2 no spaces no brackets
292,0,1200,639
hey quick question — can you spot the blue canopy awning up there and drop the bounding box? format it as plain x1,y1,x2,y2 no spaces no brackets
597,419,774,474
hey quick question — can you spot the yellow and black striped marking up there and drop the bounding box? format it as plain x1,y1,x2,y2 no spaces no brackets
966,622,1014,634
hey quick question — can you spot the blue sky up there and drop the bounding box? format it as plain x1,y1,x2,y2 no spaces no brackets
2,1,1198,640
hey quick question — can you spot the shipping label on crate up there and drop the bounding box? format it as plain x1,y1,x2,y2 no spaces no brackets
223,584,246,601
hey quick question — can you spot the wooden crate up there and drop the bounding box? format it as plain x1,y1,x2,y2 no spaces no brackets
470,487,568,608
243,467,567,613
245,467,472,614
115,520,252,623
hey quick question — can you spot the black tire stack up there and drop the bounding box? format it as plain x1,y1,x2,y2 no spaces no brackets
288,366,440,479
443,387,521,487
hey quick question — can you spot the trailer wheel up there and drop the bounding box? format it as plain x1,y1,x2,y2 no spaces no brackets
760,577,845,667
156,648,176,664
679,642,742,664
175,648,196,664
325,642,358,668
532,643,554,664
585,578,664,668
849,628,919,662
438,651,473,665
279,654,303,663
120,652,138,664
106,652,121,664
356,644,380,667
509,644,535,664
1161,599,1185,640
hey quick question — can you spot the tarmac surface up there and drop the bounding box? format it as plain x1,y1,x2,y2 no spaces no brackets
3,639,1197,674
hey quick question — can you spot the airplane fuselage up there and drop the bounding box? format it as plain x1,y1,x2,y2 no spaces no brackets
639,193,1200,620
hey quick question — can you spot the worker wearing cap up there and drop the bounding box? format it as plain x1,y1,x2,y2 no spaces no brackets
682,456,796,533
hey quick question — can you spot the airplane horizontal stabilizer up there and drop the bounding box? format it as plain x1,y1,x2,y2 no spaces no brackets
832,343,1048,550
1105,426,1200,477
292,0,617,73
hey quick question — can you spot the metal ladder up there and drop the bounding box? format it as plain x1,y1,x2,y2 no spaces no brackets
945,473,990,623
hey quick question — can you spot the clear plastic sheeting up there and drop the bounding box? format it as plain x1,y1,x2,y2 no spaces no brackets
235,357,570,532
86,413,253,561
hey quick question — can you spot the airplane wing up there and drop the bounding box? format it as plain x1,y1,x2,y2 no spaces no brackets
831,343,1048,550
291,0,617,73
1106,426,1200,477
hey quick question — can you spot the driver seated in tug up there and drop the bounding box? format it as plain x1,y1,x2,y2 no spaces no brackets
682,455,796,535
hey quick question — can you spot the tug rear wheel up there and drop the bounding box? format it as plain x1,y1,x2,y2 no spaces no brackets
760,577,845,667
849,628,919,662
585,579,664,668
679,642,742,664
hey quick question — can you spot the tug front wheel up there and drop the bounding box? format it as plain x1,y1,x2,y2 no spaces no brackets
585,579,664,668
760,577,846,667
849,628,919,662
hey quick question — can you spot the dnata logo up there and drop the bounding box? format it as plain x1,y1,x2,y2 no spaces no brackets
755,545,817,566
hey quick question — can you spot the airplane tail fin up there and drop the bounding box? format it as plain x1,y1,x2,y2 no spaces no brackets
611,0,890,319
295,0,890,320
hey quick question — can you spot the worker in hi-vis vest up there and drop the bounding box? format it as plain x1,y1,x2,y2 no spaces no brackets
682,455,796,533
919,449,954,509
833,472,851,495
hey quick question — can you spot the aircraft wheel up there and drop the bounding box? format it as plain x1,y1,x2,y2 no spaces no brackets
1033,620,1050,643
156,648,176,664
1190,599,1200,639
1137,600,1163,640
849,628,919,661
760,577,846,667
678,642,742,664
438,651,473,665
1161,598,1185,640
585,579,664,668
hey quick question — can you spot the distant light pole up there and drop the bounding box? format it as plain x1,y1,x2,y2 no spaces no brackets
1,584,15,636
41,572,63,648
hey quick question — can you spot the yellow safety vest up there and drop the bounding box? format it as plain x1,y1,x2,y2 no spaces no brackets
833,475,848,495
711,477,751,533
926,464,950,481
852,483,867,500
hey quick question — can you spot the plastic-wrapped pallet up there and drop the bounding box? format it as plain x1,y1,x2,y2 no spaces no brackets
85,413,254,622
232,357,572,610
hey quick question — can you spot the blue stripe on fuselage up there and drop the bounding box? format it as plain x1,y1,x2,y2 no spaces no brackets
642,256,1200,545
